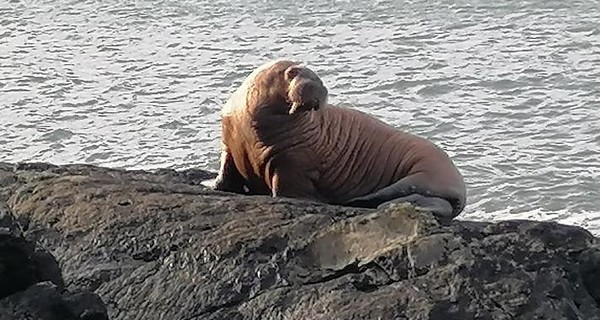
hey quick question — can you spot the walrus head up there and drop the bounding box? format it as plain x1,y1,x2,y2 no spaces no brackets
284,64,328,115
233,59,329,117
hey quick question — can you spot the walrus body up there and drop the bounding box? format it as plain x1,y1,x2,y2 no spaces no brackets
214,59,467,220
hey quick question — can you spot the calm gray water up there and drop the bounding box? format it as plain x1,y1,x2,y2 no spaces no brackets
1,0,599,233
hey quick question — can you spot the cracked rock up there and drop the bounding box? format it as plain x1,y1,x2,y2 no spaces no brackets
0,205,108,319
1,161,599,320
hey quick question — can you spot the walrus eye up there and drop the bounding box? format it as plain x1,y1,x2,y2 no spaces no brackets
312,99,320,110
285,66,301,82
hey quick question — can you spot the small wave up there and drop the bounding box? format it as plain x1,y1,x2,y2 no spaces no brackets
35,129,75,142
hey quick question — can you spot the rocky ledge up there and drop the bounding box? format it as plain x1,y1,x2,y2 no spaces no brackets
0,200,107,319
0,162,598,320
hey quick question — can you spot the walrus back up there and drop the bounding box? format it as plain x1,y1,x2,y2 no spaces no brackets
314,106,400,202
314,106,464,205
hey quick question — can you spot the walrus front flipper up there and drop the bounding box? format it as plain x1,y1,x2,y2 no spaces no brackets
214,150,247,194
271,166,327,203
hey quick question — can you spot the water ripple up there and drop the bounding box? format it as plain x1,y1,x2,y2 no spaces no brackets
1,0,599,234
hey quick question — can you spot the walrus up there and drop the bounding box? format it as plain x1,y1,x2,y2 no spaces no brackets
213,59,467,220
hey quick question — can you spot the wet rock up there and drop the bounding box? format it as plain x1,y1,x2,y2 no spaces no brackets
0,281,107,320
0,203,108,320
0,206,63,299
1,161,599,320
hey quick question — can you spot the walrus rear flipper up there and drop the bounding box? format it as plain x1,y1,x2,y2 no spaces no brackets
343,177,458,222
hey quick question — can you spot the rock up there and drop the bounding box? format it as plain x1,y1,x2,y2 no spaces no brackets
0,281,108,320
0,201,108,320
1,161,599,320
0,205,63,299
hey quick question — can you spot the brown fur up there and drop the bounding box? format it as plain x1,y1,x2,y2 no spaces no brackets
214,59,467,218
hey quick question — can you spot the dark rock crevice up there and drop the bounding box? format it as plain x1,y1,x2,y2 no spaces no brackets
0,206,108,320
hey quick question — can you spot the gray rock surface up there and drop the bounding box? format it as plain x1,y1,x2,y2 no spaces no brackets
0,161,598,320
0,201,108,320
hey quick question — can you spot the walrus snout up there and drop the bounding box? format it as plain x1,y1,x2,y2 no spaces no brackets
285,65,328,115
289,99,322,115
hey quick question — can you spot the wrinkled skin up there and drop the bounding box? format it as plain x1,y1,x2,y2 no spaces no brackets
214,59,467,220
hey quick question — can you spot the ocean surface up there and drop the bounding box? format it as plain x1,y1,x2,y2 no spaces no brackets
1,0,599,234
